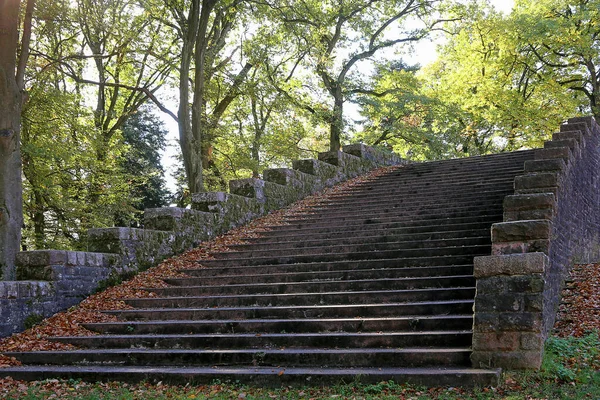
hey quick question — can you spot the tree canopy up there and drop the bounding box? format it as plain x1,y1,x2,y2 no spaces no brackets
0,0,596,260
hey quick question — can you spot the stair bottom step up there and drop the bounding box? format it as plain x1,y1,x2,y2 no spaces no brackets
0,365,501,387
7,348,472,368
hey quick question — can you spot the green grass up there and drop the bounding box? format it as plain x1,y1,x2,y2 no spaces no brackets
3,332,600,400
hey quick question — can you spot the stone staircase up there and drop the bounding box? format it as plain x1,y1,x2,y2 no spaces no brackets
2,150,535,387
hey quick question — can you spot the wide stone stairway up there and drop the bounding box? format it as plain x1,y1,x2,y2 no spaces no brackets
3,150,535,386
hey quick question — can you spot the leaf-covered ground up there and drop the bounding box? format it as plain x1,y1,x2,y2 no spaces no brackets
1,165,600,398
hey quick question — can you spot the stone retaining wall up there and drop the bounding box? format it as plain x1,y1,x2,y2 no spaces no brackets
1,144,402,337
1,251,119,335
472,117,600,369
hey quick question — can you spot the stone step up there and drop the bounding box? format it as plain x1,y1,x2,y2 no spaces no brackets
283,198,505,221
49,331,473,349
129,287,476,308
180,265,475,284
212,237,490,261
332,174,519,194
373,162,525,178
160,274,474,294
272,208,502,229
379,155,530,177
6,348,472,368
197,245,491,268
270,211,501,234
188,256,478,277
240,222,494,244
306,189,511,210
370,165,524,182
230,229,490,251
104,300,475,321
322,185,516,203
326,175,518,197
249,214,503,237
82,315,474,335
0,365,501,387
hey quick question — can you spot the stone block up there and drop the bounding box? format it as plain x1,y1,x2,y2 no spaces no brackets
263,168,300,185
476,293,523,312
16,250,68,267
318,150,374,178
534,147,571,162
471,350,543,369
472,332,520,351
552,130,583,144
88,228,175,271
520,332,545,350
292,158,339,178
524,294,543,312
562,119,592,136
342,143,403,165
474,253,548,278
492,220,552,243
192,191,229,213
229,178,266,200
514,173,560,191
476,275,544,294
473,313,498,333
504,209,555,221
498,312,543,332
524,159,566,173
492,239,550,255
504,193,556,212
144,207,215,232
544,138,578,152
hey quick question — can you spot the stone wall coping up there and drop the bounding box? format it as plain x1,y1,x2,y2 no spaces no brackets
0,280,54,299
144,207,212,219
87,227,173,241
474,252,549,278
15,250,118,268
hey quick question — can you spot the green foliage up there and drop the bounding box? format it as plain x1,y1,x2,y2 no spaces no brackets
119,108,171,225
540,331,600,383
23,313,44,330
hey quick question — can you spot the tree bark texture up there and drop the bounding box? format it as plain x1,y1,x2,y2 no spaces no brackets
0,0,24,280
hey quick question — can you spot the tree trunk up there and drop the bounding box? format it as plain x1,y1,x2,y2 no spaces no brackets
329,87,344,152
0,0,23,280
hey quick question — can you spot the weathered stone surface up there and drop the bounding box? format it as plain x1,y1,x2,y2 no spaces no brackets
492,239,550,255
1,252,121,337
88,228,175,272
514,172,561,191
144,207,217,250
491,220,552,243
498,312,544,332
472,350,543,370
552,130,583,144
263,168,320,189
474,252,548,279
503,193,556,212
561,119,591,136
192,192,261,231
472,332,520,351
524,158,566,173
544,138,578,152
534,147,571,161
342,143,403,165
504,209,554,222
292,158,339,181
2,144,403,338
476,275,545,294
144,207,214,231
